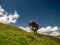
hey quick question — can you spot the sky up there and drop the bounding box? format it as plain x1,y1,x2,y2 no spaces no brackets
0,0,60,27
0,0,60,37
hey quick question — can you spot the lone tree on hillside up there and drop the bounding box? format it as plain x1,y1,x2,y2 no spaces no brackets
28,20,39,34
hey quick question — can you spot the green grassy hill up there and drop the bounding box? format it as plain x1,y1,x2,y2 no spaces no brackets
0,23,60,45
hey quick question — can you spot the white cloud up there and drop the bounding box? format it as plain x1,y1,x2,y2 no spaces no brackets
0,5,19,24
19,26,60,37
19,26,33,32
38,26,60,37
0,6,5,12
52,26,59,31
38,26,52,34
50,31,60,36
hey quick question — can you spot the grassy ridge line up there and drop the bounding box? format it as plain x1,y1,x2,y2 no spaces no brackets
0,23,60,45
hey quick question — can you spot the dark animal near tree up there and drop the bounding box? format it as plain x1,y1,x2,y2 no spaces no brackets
29,21,39,34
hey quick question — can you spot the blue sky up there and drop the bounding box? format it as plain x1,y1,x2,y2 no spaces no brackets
0,0,60,27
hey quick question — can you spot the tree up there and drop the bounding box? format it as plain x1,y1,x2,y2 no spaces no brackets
29,21,39,34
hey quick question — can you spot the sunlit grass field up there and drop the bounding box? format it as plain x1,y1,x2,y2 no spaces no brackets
0,23,60,45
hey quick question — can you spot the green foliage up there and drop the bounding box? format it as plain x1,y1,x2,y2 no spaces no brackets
0,23,60,45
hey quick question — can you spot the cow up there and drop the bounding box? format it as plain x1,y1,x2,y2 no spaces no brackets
29,21,39,34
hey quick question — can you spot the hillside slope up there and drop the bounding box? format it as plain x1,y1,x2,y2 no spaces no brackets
0,23,60,45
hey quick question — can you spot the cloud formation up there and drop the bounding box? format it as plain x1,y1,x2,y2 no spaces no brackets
19,26,33,32
38,26,60,37
0,5,19,24
19,26,60,37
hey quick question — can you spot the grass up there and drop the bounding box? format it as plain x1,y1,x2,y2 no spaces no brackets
0,23,60,45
